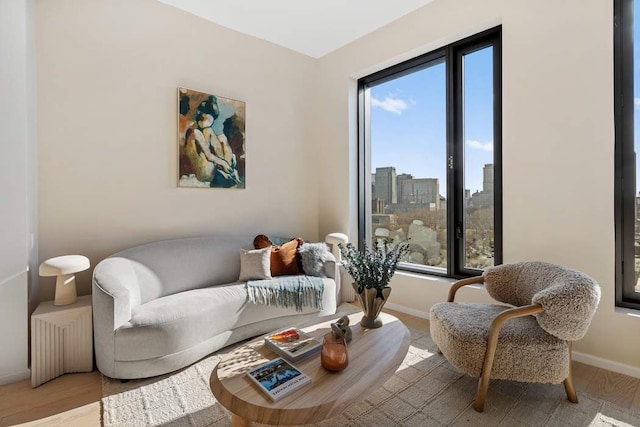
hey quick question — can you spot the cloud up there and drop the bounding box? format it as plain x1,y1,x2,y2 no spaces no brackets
371,96,409,115
466,139,493,152
635,98,640,107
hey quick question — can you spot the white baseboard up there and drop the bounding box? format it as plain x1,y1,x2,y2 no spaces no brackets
0,369,30,386
385,303,640,380
573,351,640,379
385,302,430,320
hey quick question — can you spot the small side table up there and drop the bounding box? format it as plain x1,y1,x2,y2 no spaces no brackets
31,295,93,387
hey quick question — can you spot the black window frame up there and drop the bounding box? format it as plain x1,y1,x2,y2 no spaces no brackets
357,27,502,279
614,0,640,309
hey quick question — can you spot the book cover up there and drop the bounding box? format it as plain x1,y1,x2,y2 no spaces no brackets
246,357,312,402
264,327,322,363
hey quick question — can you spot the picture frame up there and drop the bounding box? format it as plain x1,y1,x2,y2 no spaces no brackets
178,87,246,188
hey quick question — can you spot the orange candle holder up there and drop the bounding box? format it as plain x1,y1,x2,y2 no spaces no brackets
321,332,349,372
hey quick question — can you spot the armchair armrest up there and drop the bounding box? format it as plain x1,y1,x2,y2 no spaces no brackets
448,275,485,302
475,303,544,411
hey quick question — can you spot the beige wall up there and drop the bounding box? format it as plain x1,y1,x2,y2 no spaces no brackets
36,0,318,300
315,0,640,371
35,0,640,372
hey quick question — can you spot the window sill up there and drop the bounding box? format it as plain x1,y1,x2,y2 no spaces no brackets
614,306,640,318
395,270,486,291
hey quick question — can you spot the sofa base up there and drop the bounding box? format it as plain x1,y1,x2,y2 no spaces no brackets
106,306,357,380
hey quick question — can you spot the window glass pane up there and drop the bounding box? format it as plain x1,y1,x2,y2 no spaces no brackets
634,0,640,295
462,46,495,269
369,60,447,271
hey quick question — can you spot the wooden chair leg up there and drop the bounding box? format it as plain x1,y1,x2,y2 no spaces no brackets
563,341,578,403
474,304,545,412
475,367,493,412
474,337,499,412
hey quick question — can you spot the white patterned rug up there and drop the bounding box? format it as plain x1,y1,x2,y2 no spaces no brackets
102,328,640,427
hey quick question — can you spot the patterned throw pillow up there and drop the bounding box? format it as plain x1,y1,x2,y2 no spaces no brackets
253,235,303,276
238,247,272,281
298,242,335,277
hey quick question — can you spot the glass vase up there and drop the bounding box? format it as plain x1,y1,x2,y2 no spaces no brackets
321,332,348,372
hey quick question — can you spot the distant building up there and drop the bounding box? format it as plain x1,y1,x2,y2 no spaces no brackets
372,198,385,215
372,214,396,229
396,175,440,209
396,173,413,204
374,167,397,205
470,164,494,208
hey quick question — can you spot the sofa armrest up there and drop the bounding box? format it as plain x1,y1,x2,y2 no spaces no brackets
93,257,142,327
323,259,337,280
92,257,142,377
322,259,342,304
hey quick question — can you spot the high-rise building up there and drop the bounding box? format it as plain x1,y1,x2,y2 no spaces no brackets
483,164,494,193
372,198,385,215
471,163,494,208
396,173,413,204
374,167,397,205
396,175,439,209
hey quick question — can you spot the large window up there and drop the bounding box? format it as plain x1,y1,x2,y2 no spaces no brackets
358,28,502,278
615,0,640,309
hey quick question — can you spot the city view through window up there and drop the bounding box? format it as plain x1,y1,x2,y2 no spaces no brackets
368,46,495,271
633,0,640,294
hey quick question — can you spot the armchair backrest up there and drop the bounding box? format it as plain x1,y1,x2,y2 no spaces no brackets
484,261,600,341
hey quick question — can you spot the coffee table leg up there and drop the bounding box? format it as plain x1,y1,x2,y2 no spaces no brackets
231,413,250,427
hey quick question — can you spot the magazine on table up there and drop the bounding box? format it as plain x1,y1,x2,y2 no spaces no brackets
264,327,322,362
246,357,312,402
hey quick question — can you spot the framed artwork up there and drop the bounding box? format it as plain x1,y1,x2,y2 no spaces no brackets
178,87,246,188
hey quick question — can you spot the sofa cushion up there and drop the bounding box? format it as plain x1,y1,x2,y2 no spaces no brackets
253,235,303,276
299,242,334,277
239,247,272,281
115,283,248,361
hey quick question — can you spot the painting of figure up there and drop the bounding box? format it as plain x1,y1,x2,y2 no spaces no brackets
178,87,246,188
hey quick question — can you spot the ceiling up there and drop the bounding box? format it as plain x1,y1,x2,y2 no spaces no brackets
156,0,433,58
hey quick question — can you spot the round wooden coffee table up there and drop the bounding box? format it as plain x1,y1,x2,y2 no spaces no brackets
209,312,410,426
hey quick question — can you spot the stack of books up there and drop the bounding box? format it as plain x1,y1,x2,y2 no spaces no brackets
264,327,322,363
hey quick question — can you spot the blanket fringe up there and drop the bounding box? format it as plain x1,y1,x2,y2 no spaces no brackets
247,276,324,312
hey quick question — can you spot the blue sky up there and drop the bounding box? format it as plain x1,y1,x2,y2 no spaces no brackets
370,47,495,196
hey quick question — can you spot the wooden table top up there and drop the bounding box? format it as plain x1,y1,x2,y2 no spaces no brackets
209,311,411,426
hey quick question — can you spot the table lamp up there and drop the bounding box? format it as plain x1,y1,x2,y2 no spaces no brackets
39,255,90,305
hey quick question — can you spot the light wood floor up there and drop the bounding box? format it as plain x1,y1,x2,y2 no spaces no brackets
1,309,638,426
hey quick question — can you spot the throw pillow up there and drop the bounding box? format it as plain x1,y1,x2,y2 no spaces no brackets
298,242,335,277
253,235,304,276
239,246,272,281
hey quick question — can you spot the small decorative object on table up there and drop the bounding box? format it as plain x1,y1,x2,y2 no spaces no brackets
339,241,409,328
330,315,352,343
246,357,311,401
264,327,322,363
321,332,349,372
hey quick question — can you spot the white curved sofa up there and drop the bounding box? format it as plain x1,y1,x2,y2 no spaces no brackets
92,235,338,379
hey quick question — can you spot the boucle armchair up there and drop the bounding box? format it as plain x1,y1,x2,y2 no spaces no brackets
430,261,600,412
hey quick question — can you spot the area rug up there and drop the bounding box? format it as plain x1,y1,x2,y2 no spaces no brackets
102,327,640,427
